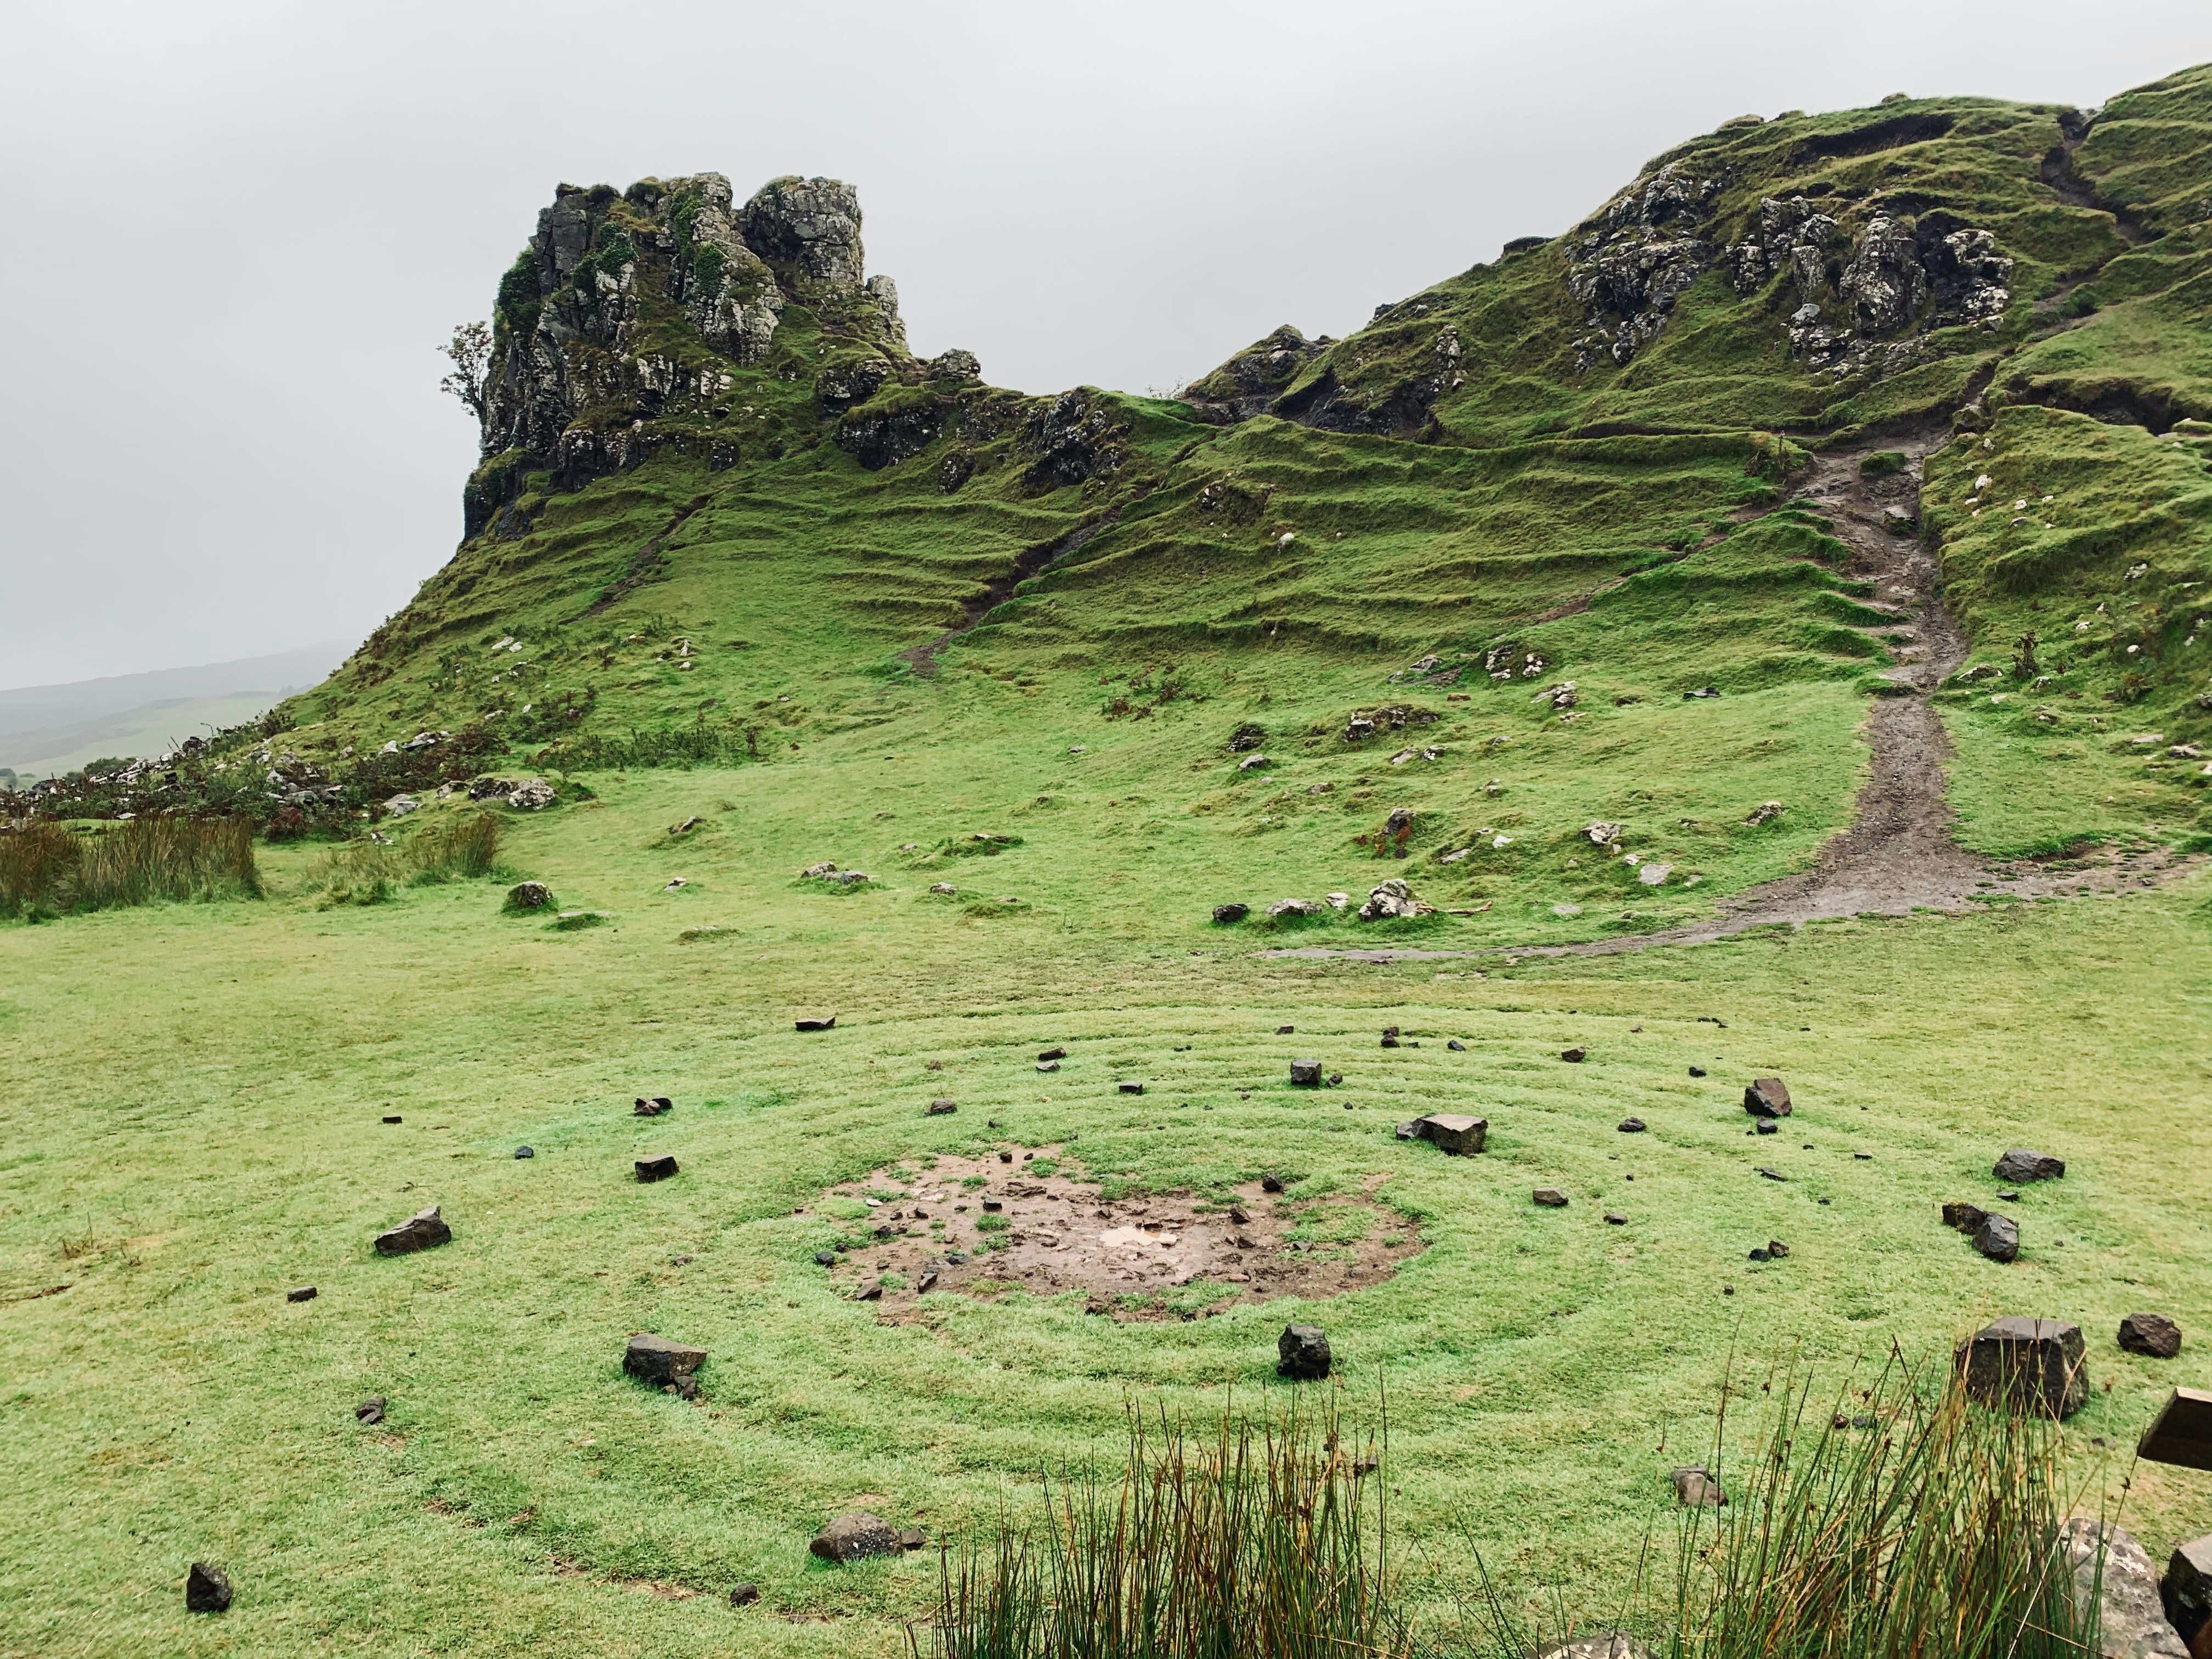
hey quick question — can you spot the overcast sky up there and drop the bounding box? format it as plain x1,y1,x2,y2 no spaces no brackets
1,1,2205,691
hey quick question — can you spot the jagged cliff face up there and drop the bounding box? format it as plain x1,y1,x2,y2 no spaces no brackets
473,172,909,515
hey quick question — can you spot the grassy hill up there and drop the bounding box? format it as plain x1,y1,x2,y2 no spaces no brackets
2,63,2210,1657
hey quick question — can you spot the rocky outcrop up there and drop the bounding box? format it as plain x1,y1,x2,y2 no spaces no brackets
1567,162,1726,368
1020,390,1131,492
1181,325,1331,422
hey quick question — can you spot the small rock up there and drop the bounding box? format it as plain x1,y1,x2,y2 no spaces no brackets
2119,1313,2183,1358
1974,1213,2019,1261
1380,1026,1401,1048
1561,1047,1587,1063
1447,1038,1466,1051
794,1015,836,1032
1672,1466,1726,1506
810,1512,899,1564
1036,1061,1059,1073
1538,1634,1651,1659
503,881,556,913
1212,903,1250,924
636,1154,680,1182
1767,1240,1790,1258
1418,1114,1488,1155
1328,1072,1342,1085
1290,1058,1323,1086
1261,1172,1284,1193
515,1146,534,1159
730,1583,760,1607
286,1285,317,1303
1118,1081,1144,1095
1395,1120,1420,1139
915,1269,939,1294
814,1250,837,1266
1276,1025,1295,1035
899,1527,926,1551
1605,1212,1628,1226
186,1561,233,1613
633,1095,673,1116
1742,1077,1792,1118
1038,1046,1068,1062
1750,1247,1771,1262
1756,1120,1778,1136
1955,1317,2086,1417
625,1333,707,1386
2058,1519,2190,1659
1278,1323,1333,1379
1533,1187,1569,1207
1993,1148,2065,1183
374,1206,452,1256
1357,878,1425,921
355,1396,386,1424
382,1114,402,1124
506,778,556,811
927,1099,957,1116
2166,1536,2212,1654
1618,1118,1646,1132
1688,1066,1706,1077
1757,1167,1786,1182
1943,1200,1988,1232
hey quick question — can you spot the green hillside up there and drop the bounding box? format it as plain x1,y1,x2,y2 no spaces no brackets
3,63,2211,1657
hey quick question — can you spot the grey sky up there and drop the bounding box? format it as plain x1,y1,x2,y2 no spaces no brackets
2,0,2204,691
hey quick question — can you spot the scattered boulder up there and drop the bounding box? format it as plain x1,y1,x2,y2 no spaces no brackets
1267,898,1322,919
1213,902,1250,924
1618,1118,1647,1133
1672,1466,1726,1506
1037,1046,1067,1062
624,1333,707,1389
1585,821,1623,845
374,1206,452,1256
2165,1535,2212,1655
1688,1065,1706,1077
503,881,556,913
794,1015,836,1031
515,1146,534,1159
811,1512,899,1564
1447,1038,1466,1051
636,1154,680,1182
355,1396,386,1424
929,882,957,895
2120,1313,2183,1358
633,1096,673,1116
2139,1388,2212,1469
1118,1081,1144,1095
1742,1077,1792,1118
1380,1026,1400,1048
286,1285,317,1303
383,794,420,817
186,1561,233,1613
1261,1172,1285,1193
1605,1212,1628,1226
1414,1114,1488,1155
1743,801,1784,826
1755,1120,1779,1136
1036,1061,1059,1073
1956,1317,2087,1417
1943,1200,1988,1232
469,776,516,801
899,1527,927,1551
1539,1634,1651,1659
1357,879,1425,921
1290,1059,1323,1086
1994,1148,2066,1183
927,1098,957,1116
1278,1323,1333,1379
730,1583,761,1607
1974,1213,2020,1262
506,778,556,811
1533,1187,1569,1207
2059,1519,2191,1659
1561,1047,1587,1063
1767,1240,1790,1259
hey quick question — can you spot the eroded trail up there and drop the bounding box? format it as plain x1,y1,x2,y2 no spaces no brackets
1278,432,2197,966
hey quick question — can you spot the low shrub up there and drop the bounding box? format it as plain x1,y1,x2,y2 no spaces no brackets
1,817,261,918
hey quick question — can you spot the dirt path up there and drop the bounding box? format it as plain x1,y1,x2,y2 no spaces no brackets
898,508,1125,676
1274,432,2200,966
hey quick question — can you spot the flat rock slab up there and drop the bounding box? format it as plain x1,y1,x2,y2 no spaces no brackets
1743,1077,1792,1118
624,1333,707,1386
1533,1187,1569,1207
286,1285,317,1302
373,1206,451,1256
1994,1147,2066,1182
817,1150,1423,1323
635,1154,679,1182
186,1561,232,1612
811,1512,899,1564
1956,1317,2086,1418
2120,1313,2183,1358
1278,1323,1332,1379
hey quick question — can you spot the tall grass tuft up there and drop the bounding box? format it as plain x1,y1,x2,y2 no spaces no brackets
408,812,503,880
1,817,260,917
912,1400,1413,1659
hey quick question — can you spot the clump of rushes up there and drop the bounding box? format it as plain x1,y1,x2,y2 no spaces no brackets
1,817,260,918
913,1400,1410,1659
407,812,503,881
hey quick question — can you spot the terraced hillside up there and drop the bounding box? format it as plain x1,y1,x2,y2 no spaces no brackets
2,60,2211,1659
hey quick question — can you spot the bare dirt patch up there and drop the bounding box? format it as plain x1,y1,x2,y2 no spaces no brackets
811,1148,1425,1323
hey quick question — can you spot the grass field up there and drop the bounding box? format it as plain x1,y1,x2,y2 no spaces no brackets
3,767,2208,1656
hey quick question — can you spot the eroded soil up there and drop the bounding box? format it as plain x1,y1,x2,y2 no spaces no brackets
806,1148,1426,1323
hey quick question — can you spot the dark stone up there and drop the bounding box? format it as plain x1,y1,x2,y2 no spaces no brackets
515,1146,534,1158
1750,1248,1771,1262
504,881,556,912
1993,1148,2065,1183
1956,1317,2086,1417
1417,1114,1488,1155
625,1333,707,1386
1688,1066,1706,1077
1672,1466,1725,1506
374,1206,451,1255
1118,1081,1144,1095
1276,1025,1295,1035
1037,1046,1067,1061
946,1252,968,1265
1767,1240,1790,1258
981,1199,1002,1211
811,1511,900,1563
1394,1120,1419,1139
730,1583,760,1607
1757,1167,1786,1181
1943,1200,1988,1232
927,1098,957,1116
899,1527,926,1550
1743,1077,1792,1117
1561,1047,1587,1063
286,1285,317,1303
1974,1213,2019,1261
1212,903,1250,924
1290,1059,1323,1086
1618,1118,1647,1132
814,1250,836,1266
1328,1073,1342,1086
996,1152,1012,1164
1261,1172,1284,1193
1533,1187,1569,1207
2165,1533,2212,1651
2120,1313,2183,1358
794,1015,837,1031
1756,1120,1778,1136
636,1154,679,1182
1278,1323,1332,1379
633,1096,673,1116
1227,1206,1249,1223
186,1561,233,1613
355,1396,386,1424
915,1269,938,1294
1447,1039,1466,1051
2140,1388,2212,1470
1605,1212,1628,1226
382,1115,402,1124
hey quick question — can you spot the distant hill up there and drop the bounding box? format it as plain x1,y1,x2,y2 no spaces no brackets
0,644,349,780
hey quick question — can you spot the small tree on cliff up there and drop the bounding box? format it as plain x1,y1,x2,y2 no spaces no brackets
438,321,492,422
